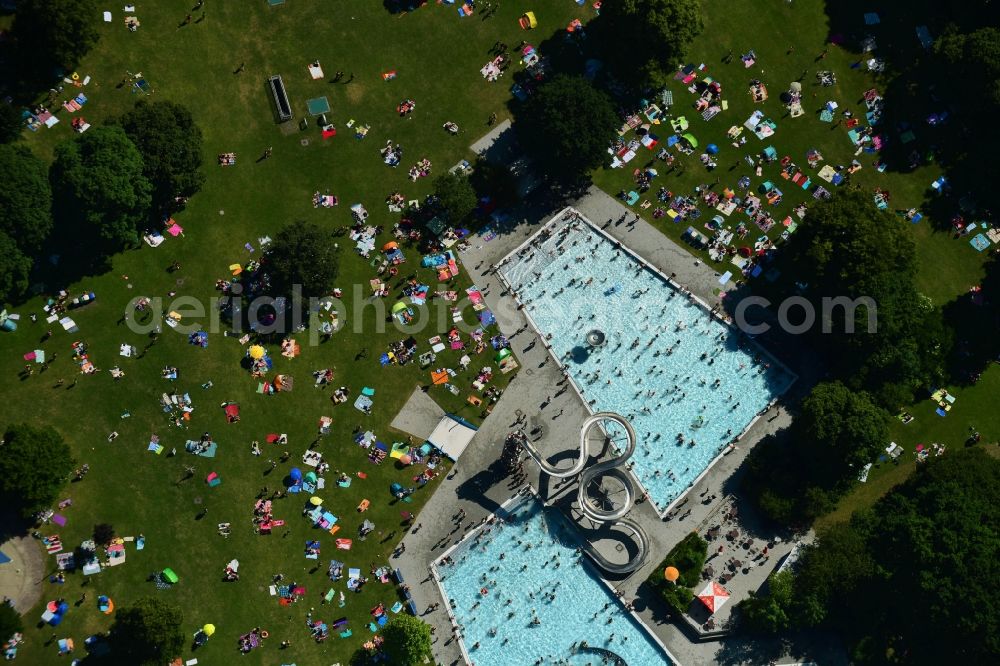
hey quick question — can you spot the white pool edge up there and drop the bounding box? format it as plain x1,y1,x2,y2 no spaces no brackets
430,486,680,666
494,207,798,519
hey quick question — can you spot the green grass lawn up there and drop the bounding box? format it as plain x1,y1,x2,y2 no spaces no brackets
3,1,993,662
4,2,584,664
816,363,1000,531
592,0,987,305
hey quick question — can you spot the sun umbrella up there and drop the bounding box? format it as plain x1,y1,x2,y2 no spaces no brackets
382,241,398,251
392,301,409,314
697,581,731,614
310,496,323,506
495,348,512,362
664,566,680,582
706,144,719,154
248,345,265,360
203,624,216,636
400,454,412,465
681,133,698,148
789,81,802,93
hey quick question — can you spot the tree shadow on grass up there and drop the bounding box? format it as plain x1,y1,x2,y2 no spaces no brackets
822,0,1000,232
941,254,1000,386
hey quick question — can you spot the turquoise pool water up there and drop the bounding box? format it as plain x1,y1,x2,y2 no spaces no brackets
436,494,670,665
499,214,794,513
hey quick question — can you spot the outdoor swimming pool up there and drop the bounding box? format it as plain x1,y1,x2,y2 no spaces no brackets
435,493,671,665
498,211,794,513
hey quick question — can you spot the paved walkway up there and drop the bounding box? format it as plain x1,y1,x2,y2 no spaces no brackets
393,188,844,665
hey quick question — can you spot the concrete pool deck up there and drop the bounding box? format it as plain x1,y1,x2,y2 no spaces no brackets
392,186,845,666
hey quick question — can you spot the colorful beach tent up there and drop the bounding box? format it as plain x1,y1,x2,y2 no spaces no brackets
426,414,478,460
697,581,730,613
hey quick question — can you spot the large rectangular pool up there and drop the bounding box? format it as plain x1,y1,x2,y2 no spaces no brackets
435,493,672,665
497,211,794,513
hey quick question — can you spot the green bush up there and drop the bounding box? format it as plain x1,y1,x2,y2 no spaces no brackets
658,583,694,615
647,532,708,614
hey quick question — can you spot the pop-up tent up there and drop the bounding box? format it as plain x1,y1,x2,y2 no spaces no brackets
426,414,478,460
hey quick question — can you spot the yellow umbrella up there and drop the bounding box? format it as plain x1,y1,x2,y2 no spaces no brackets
248,345,265,360
309,496,323,506
202,623,216,636
664,566,680,583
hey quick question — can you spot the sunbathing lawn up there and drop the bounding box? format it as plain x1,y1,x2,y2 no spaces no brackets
815,364,1000,531
592,1,987,306
4,2,582,665
3,1,991,663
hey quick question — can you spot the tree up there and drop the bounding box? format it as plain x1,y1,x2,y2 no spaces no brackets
790,521,875,630
109,597,184,665
597,0,704,90
856,448,1000,663
381,615,432,665
646,532,708,614
739,570,795,634
0,604,23,641
516,75,618,187
265,222,340,299
935,27,1000,114
795,383,891,488
432,172,477,222
0,144,53,254
0,233,33,305
118,101,205,209
0,103,23,144
742,382,890,527
12,0,99,80
50,126,152,256
0,424,74,516
767,191,946,405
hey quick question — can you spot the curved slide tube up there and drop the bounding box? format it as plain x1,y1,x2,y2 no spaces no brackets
580,645,629,666
522,412,649,574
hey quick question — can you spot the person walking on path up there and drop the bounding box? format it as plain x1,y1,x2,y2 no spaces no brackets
488,112,498,126
234,62,245,74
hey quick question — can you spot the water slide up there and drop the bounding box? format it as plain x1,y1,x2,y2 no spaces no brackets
522,412,649,574
580,645,629,666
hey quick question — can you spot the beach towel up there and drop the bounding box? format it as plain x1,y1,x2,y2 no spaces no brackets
336,539,352,550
